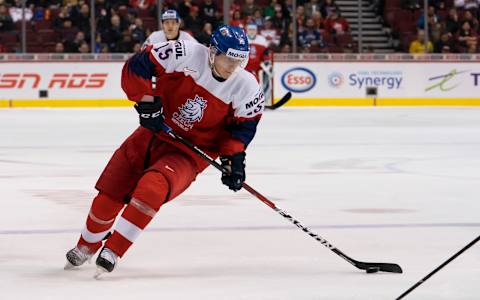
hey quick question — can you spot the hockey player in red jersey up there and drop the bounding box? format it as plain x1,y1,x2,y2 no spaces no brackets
244,23,271,81
64,25,264,277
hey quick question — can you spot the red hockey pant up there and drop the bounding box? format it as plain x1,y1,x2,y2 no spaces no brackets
77,127,198,257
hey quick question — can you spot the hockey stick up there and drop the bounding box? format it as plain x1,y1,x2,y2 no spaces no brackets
266,91,292,110
160,123,402,274
396,235,480,299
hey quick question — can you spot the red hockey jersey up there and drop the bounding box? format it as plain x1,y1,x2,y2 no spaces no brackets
121,40,264,161
245,35,270,78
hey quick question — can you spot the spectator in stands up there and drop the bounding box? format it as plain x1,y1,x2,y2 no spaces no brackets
409,29,433,53
53,5,71,29
9,0,33,22
54,42,64,53
260,17,281,47
272,9,292,45
280,43,291,53
93,33,102,52
129,0,156,10
199,0,218,28
95,0,111,30
78,41,89,53
118,33,134,52
417,6,438,30
250,9,263,28
296,5,307,29
434,31,457,53
325,9,349,36
241,0,258,18
100,14,124,52
132,42,141,53
177,0,193,19
230,10,244,28
304,0,322,18
321,0,340,18
99,43,109,53
299,18,326,50
445,8,460,35
463,0,479,16
404,0,421,10
263,0,278,18
65,30,86,52
183,5,202,37
312,10,324,30
196,22,212,46
129,17,146,44
457,20,477,52
58,19,78,45
0,4,13,32
462,10,478,31
71,3,90,37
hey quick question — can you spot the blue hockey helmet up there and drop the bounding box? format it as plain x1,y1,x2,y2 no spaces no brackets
210,25,249,68
161,9,180,22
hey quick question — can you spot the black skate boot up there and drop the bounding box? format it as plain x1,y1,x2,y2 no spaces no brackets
65,232,111,270
64,246,94,270
94,247,118,278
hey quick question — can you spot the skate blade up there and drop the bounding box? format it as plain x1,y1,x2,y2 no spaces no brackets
64,261,76,270
93,266,108,279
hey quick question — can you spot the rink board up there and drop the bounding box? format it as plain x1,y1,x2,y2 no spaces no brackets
274,61,480,106
1,60,480,107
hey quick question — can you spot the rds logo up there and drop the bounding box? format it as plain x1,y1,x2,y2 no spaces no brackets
281,67,316,93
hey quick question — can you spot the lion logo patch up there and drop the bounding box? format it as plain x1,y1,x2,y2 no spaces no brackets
172,95,207,131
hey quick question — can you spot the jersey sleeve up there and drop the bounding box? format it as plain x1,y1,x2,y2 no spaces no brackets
219,77,264,155
121,40,189,102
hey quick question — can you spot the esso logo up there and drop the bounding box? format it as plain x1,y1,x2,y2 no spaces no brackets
281,68,316,93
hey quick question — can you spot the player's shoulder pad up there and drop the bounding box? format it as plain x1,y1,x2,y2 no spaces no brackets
232,70,264,118
180,30,198,42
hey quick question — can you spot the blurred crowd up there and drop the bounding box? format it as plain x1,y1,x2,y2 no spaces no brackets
387,0,480,53
0,0,355,54
2,0,479,54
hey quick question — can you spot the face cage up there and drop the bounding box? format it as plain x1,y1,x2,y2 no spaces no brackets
209,46,249,69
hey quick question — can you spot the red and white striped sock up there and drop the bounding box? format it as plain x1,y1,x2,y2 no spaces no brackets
77,193,124,253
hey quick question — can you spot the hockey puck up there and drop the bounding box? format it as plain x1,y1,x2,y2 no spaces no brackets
366,267,380,273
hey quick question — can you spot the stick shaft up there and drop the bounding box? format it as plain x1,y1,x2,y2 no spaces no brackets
161,123,401,273
396,235,480,300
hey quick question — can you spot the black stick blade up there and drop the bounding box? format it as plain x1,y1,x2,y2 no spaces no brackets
356,261,403,273
266,92,292,110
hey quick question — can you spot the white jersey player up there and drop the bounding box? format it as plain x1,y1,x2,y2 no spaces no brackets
141,9,196,50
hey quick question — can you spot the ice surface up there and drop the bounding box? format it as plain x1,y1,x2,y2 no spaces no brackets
0,107,479,300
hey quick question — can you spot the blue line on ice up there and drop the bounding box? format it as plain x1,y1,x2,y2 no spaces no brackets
1,223,479,235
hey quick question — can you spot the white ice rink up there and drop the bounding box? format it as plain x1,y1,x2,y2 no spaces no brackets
0,107,479,300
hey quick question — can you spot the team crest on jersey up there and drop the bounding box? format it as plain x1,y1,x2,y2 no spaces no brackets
172,95,207,131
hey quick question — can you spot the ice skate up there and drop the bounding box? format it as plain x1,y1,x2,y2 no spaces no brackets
64,246,94,270
94,247,118,279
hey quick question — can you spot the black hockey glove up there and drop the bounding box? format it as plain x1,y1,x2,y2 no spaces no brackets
134,96,164,133
220,152,246,192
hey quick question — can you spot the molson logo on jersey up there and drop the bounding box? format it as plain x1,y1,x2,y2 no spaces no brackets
172,95,207,131
281,67,316,93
